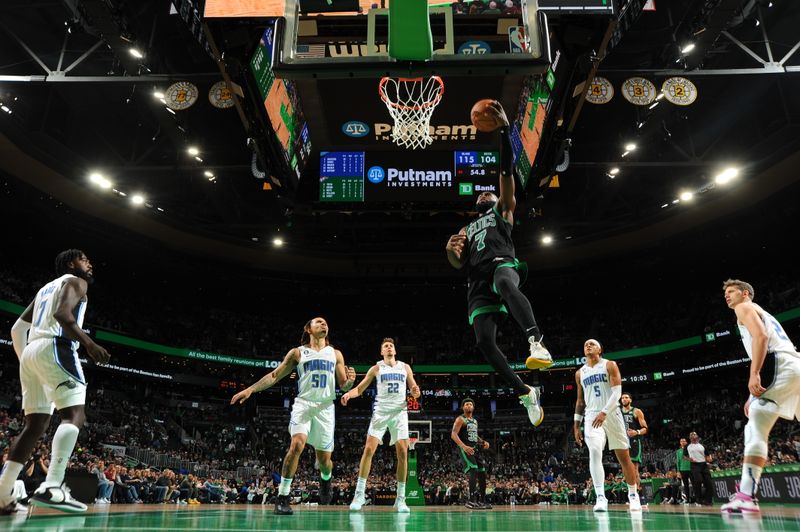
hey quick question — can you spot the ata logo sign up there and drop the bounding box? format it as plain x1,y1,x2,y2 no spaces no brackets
342,121,370,137
458,41,491,55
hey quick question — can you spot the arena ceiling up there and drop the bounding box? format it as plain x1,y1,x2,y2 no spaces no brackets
1,0,799,276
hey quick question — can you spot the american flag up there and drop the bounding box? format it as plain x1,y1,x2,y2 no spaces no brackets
296,44,326,59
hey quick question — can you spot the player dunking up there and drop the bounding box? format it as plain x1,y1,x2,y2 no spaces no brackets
445,101,550,428
340,338,421,513
720,279,800,514
0,250,111,514
451,398,492,510
230,317,355,515
573,339,641,512
621,392,649,506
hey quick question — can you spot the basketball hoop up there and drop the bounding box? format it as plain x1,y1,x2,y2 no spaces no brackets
378,76,444,150
409,437,418,451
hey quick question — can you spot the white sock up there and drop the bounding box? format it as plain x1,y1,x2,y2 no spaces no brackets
278,477,293,496
739,464,763,497
627,484,638,498
355,477,367,495
44,423,80,487
0,461,24,497
397,481,406,499
595,486,606,499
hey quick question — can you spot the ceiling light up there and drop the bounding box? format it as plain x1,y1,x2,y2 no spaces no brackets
129,48,144,59
661,203,669,208
672,199,680,204
541,235,553,245
165,107,175,115
681,43,695,54
194,156,203,163
153,91,164,99
621,151,630,158
157,207,165,212
273,238,284,247
680,191,694,201
131,194,145,205
656,93,665,101
715,167,739,184
609,167,620,176
648,101,659,110
624,143,637,151
89,173,112,189
204,170,214,177
187,146,199,156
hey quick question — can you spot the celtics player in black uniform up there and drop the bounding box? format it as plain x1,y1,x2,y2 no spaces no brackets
451,398,491,509
621,392,649,505
445,100,551,428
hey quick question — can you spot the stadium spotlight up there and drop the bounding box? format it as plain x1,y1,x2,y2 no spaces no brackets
89,173,112,189
129,48,144,59
131,194,145,206
153,90,164,99
187,146,199,156
273,238,284,247
715,167,739,184
624,142,637,152
680,191,694,201
681,43,696,54
608,167,620,176
541,235,553,245
204,170,214,178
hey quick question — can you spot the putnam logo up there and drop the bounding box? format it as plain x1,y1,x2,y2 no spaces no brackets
374,123,477,142
342,121,370,137
385,168,453,188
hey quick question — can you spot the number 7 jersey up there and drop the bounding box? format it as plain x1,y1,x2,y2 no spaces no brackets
464,206,515,275
296,345,337,403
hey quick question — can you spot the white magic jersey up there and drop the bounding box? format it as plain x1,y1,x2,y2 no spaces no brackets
374,360,408,415
738,304,799,361
27,274,87,351
580,358,614,414
295,344,337,403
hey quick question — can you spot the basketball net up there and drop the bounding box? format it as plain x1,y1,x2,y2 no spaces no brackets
379,76,444,150
409,437,418,451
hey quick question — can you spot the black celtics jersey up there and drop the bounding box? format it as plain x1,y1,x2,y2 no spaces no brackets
459,416,480,445
622,407,641,438
464,206,515,276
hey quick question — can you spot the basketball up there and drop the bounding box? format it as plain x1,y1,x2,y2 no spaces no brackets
471,99,501,133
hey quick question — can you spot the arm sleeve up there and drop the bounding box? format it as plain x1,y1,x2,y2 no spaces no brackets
600,385,622,414
11,318,31,360
499,128,513,176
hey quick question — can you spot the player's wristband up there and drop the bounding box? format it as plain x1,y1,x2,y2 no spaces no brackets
573,414,583,422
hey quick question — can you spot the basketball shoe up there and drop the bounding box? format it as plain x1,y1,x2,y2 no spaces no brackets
526,339,553,370
593,494,608,512
720,491,759,514
274,494,293,515
394,496,410,513
350,492,367,511
519,386,544,427
30,483,87,513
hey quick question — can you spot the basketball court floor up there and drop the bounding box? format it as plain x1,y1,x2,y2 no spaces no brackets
5,504,800,531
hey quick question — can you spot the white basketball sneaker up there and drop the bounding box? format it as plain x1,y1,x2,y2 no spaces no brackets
30,483,87,513
394,496,410,513
526,339,553,370
629,491,642,512
519,386,544,427
350,491,367,511
593,495,609,512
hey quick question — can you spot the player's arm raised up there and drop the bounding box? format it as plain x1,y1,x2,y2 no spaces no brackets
573,370,585,447
334,349,356,391
406,365,421,399
54,277,110,364
489,101,515,223
592,361,623,428
735,302,769,397
451,416,474,455
10,300,34,360
230,348,299,404
341,364,378,406
446,228,467,270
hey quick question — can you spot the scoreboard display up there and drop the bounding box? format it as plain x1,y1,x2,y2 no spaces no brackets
320,150,500,204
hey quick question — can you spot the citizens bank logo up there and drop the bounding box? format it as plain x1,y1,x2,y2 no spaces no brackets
367,166,385,183
342,121,370,137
